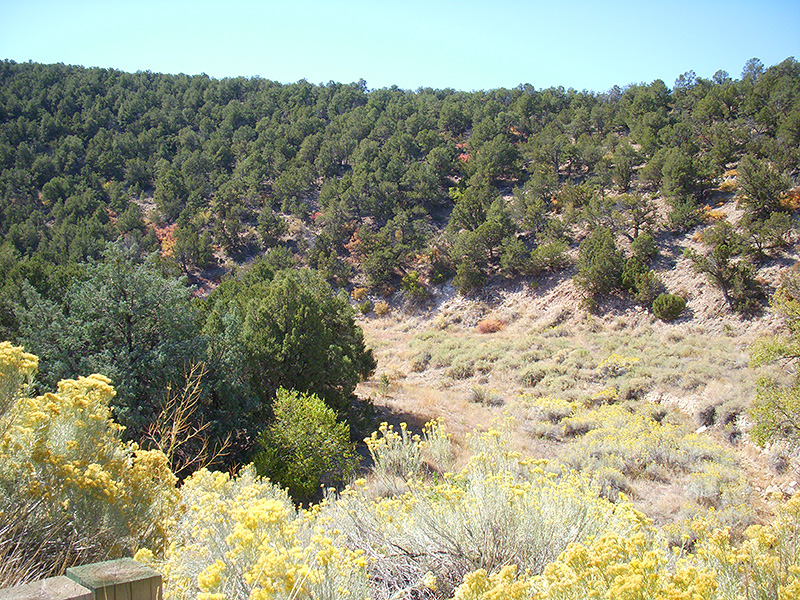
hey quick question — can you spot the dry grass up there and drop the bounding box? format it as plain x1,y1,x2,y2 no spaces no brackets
373,300,391,316
476,318,507,334
0,501,92,586
356,278,787,528
780,188,800,211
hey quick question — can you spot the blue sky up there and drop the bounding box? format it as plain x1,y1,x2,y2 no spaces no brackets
1,0,798,92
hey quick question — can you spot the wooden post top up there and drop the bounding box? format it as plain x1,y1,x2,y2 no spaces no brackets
1,559,161,600
66,559,160,590
0,576,93,600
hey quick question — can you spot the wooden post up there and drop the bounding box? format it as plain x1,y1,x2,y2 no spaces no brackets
66,559,161,600
0,576,93,600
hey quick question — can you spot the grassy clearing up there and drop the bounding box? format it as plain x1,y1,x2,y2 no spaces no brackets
357,293,783,531
394,316,756,411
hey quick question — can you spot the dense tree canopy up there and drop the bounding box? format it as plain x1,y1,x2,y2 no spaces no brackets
14,242,205,433
0,58,797,302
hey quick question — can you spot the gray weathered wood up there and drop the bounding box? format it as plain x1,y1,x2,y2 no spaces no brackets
0,575,93,600
66,559,161,600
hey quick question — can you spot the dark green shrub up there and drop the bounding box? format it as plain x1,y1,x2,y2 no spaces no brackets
667,197,702,233
530,240,571,274
453,259,487,295
737,154,791,219
652,293,686,322
630,233,658,261
467,386,504,406
623,259,663,307
401,270,427,299
576,227,623,296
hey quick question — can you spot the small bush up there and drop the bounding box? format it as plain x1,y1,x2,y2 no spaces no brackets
410,351,431,372
358,299,372,314
593,466,633,502
530,240,571,274
632,269,664,307
477,318,507,334
619,377,650,401
589,387,619,405
401,271,427,300
576,227,623,295
421,419,455,474
702,205,727,221
378,373,391,396
374,300,391,316
652,293,686,322
254,388,357,504
696,403,717,427
685,469,732,508
667,197,702,232
467,386,504,406
562,415,598,437
630,233,658,261
581,295,600,314
447,362,475,380
770,448,790,475
364,422,424,494
519,366,547,387
716,400,745,427
351,287,368,302
781,188,800,211
598,354,641,377
530,396,574,424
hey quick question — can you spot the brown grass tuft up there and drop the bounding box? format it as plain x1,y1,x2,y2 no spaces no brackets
477,318,507,334
780,188,800,211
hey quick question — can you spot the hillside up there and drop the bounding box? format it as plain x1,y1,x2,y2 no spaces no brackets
355,186,799,528
3,57,800,596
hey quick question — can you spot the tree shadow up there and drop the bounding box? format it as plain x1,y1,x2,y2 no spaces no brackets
350,393,431,466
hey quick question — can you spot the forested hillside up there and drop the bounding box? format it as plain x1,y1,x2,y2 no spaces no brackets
1,57,798,305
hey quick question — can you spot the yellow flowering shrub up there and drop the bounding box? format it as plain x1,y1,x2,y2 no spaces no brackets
559,404,749,509
691,495,800,600
452,565,531,600
364,418,455,489
133,418,800,600
590,387,619,405
0,341,38,422
140,466,370,600
365,421,425,494
532,523,718,600
326,425,645,598
0,343,177,583
521,395,574,424
717,179,738,194
447,494,800,600
420,418,455,473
